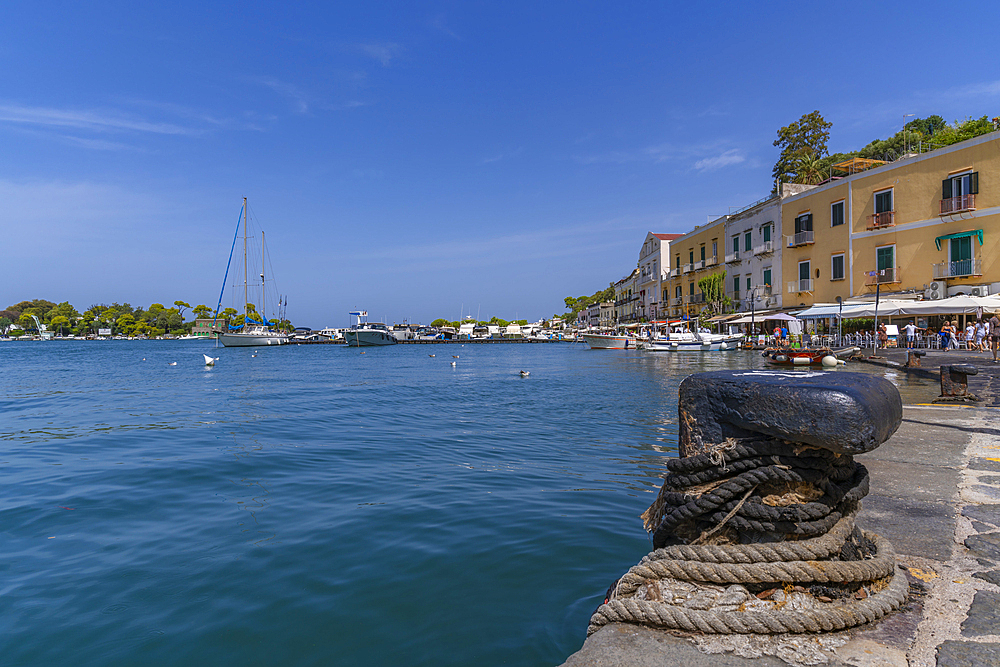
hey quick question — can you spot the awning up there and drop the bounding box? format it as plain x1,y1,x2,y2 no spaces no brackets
935,229,983,250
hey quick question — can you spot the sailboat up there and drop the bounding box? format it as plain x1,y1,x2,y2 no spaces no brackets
215,197,289,348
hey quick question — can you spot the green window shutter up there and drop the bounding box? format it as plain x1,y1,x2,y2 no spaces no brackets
763,225,771,242
970,172,979,195
942,178,952,199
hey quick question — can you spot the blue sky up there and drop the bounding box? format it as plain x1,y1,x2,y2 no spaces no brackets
3,2,1000,327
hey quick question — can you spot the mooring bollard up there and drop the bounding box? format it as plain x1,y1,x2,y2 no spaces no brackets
589,370,907,637
938,364,979,401
905,350,926,368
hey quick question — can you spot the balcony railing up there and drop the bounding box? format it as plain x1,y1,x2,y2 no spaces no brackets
786,231,814,247
864,268,900,285
753,241,773,255
725,251,740,263
940,194,976,215
672,296,684,306
787,279,814,293
705,255,718,267
691,293,706,304
682,263,694,274
670,267,681,278
695,259,705,270
933,258,983,279
866,211,895,230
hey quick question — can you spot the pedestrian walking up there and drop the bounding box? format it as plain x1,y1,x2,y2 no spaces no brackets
990,312,1000,362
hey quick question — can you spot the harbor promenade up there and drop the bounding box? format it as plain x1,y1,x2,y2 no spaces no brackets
560,354,1000,666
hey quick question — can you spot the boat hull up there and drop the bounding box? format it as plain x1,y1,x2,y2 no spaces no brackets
581,334,632,349
345,330,397,346
644,336,743,352
218,332,289,347
763,346,857,366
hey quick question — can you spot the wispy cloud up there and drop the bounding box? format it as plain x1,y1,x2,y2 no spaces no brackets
480,147,523,164
250,76,311,113
694,148,746,171
0,103,191,135
321,100,369,112
355,42,404,67
429,15,461,40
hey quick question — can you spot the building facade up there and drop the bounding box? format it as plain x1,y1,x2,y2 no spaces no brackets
637,232,683,321
781,132,1000,309
663,217,727,319
614,268,640,323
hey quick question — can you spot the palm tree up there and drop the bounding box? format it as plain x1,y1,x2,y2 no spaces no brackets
793,151,826,184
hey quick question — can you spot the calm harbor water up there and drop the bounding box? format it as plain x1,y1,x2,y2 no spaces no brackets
0,341,936,666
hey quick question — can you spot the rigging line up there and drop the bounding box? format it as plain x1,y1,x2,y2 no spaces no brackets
214,202,245,324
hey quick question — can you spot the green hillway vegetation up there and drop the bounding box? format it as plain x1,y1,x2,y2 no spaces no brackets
1,299,293,337
561,111,1000,322
429,317,531,328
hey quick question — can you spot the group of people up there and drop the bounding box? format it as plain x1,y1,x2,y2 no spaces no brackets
903,314,1000,361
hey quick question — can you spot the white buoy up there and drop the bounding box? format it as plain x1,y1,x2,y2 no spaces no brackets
720,342,728,350
821,355,838,368
776,355,788,362
792,356,811,365
838,359,847,366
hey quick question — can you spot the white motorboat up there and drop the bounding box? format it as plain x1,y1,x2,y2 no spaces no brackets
344,311,397,347
215,197,289,348
581,332,635,349
641,334,744,352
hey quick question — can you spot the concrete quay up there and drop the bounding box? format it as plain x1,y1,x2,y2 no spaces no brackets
559,359,1000,666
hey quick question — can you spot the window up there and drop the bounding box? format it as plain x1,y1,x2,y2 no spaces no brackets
875,189,893,215
831,201,844,227
744,231,752,252
662,288,668,302
943,172,978,199
712,241,717,258
689,250,694,265
794,213,813,234
731,236,739,254
746,276,751,291
763,225,771,243
799,261,811,281
831,254,845,281
700,245,706,262
950,236,974,275
676,255,681,270
876,245,894,271
763,268,772,287
689,283,695,295
675,285,682,298
733,275,740,296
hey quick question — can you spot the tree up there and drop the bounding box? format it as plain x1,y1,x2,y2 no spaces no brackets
192,304,213,320
0,316,11,334
792,151,827,184
221,308,238,321
772,111,832,185
49,315,71,335
697,271,730,315
173,301,191,318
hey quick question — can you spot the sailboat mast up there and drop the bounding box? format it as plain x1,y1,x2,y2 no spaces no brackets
261,230,266,326
243,197,249,323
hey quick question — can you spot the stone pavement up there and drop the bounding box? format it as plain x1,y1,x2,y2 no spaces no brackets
559,360,1000,667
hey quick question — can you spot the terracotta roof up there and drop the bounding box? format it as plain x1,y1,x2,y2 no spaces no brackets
651,233,683,241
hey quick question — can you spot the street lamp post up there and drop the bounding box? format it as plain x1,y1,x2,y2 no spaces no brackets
836,296,843,345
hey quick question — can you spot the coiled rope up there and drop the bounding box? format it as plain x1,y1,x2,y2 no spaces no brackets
587,438,906,637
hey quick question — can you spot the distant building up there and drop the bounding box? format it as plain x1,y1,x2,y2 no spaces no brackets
191,318,228,337
637,232,683,321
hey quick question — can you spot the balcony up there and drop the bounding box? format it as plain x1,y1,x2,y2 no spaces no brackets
682,263,694,274
864,268,901,286
933,258,983,279
695,259,706,271
940,194,976,215
690,293,706,304
753,241,773,255
786,231,814,247
705,255,718,267
725,251,740,263
787,279,814,293
669,267,681,278
672,296,683,306
866,211,895,230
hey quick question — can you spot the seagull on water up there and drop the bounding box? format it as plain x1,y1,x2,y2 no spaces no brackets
452,355,459,358
519,370,530,377
203,354,219,366
168,361,177,366
450,361,457,367
428,354,435,357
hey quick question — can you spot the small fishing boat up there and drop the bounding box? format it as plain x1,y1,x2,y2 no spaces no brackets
344,311,397,347
642,334,744,352
762,346,858,367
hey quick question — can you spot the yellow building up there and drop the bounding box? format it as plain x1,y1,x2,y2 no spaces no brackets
664,217,727,319
782,131,1000,308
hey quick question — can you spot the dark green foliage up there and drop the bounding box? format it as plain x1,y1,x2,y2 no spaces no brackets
772,111,832,184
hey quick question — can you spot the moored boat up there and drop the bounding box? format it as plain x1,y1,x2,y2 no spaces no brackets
344,311,397,347
762,346,858,366
581,332,634,349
